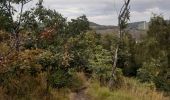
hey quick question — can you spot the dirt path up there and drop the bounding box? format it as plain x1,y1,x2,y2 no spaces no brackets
70,87,90,100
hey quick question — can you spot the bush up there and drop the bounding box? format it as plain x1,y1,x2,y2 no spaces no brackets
154,76,170,92
87,78,168,100
137,68,153,83
49,69,72,89
69,72,88,92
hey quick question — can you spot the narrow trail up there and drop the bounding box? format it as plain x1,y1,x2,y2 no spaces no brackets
70,87,90,100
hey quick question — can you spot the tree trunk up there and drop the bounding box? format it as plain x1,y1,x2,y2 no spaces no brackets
112,46,119,76
15,32,20,52
109,46,119,88
110,0,130,89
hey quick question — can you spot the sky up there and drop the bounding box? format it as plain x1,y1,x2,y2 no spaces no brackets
23,0,170,25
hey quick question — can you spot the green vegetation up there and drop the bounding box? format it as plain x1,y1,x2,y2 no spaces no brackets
87,78,169,100
0,0,169,100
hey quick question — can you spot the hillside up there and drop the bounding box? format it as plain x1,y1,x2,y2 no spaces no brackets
90,21,147,40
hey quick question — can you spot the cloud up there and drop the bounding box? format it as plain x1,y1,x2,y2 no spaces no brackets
23,0,170,25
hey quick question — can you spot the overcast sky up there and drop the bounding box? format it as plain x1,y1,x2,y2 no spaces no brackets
24,0,170,25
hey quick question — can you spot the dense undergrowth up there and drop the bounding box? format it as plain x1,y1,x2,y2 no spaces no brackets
0,0,170,100
87,77,169,100
1,72,165,100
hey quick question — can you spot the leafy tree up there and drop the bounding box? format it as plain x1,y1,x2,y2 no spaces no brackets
21,0,67,49
137,15,170,92
117,33,138,76
0,0,32,51
90,45,112,85
68,15,90,35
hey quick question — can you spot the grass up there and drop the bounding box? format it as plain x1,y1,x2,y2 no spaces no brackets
86,77,169,100
1,73,169,100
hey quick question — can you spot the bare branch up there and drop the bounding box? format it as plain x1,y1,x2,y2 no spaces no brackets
110,0,131,88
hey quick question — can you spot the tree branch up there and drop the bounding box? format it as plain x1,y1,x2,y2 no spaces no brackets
110,0,131,88
15,0,24,32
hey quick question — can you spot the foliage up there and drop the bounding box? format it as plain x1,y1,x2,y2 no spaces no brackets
0,0,170,99
116,33,139,76
87,77,168,100
136,15,170,92
90,45,112,84
68,15,90,35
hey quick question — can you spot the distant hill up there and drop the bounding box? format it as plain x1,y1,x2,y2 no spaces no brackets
89,22,101,26
90,21,147,40
128,21,149,30
89,22,118,30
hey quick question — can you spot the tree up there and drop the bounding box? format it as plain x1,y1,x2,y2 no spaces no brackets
110,0,131,87
68,15,90,35
0,0,32,52
137,15,170,91
117,33,138,76
147,15,170,91
21,0,67,49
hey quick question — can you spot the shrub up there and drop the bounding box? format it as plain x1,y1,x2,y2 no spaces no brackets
137,68,153,83
49,69,72,89
87,78,168,100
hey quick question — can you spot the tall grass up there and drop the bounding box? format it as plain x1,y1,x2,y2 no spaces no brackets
1,73,169,100
86,77,169,100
